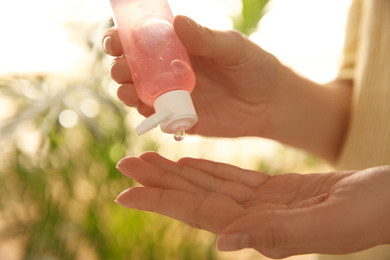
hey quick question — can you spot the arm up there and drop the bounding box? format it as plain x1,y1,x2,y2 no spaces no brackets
265,68,352,163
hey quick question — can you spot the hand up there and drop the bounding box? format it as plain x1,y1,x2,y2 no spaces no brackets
102,15,352,162
102,15,282,138
115,152,390,259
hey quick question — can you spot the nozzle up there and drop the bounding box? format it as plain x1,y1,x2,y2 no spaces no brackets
135,109,172,135
135,90,198,135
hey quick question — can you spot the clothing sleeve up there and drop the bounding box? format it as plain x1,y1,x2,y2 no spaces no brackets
337,0,390,170
336,0,361,81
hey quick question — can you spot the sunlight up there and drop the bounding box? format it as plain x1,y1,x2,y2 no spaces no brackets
251,0,352,83
59,109,78,128
0,0,233,76
169,0,234,29
0,0,351,82
80,98,100,118
0,0,89,75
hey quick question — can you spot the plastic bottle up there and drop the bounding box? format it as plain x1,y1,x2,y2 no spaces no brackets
109,0,198,139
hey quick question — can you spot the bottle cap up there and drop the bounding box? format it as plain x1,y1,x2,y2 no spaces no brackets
135,90,198,135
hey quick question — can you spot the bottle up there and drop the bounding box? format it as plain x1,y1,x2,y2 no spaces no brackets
109,0,198,140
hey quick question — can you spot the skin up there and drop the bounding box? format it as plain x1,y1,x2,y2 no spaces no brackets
102,16,390,258
115,152,390,259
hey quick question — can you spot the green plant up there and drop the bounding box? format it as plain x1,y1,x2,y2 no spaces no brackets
0,15,217,259
234,0,270,35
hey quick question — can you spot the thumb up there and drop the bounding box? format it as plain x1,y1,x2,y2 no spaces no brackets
173,15,248,61
216,207,338,259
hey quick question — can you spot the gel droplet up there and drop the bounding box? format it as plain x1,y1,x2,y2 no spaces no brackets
174,128,186,142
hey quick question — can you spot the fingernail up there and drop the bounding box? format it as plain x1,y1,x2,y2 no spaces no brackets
115,188,135,208
217,233,250,251
114,190,125,205
114,197,125,206
116,157,142,178
103,36,112,55
183,16,202,31
116,159,132,177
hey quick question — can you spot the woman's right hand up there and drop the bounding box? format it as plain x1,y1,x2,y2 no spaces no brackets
102,15,283,138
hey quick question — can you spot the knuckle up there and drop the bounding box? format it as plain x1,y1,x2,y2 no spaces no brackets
263,225,288,249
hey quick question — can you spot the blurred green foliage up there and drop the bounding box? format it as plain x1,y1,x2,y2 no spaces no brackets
234,0,270,35
0,16,217,260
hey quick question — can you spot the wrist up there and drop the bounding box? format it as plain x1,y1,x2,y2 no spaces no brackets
263,66,352,163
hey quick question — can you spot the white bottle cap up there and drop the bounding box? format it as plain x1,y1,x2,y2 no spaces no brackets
135,90,198,135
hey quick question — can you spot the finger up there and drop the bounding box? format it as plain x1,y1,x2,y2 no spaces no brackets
116,156,203,196
137,103,155,117
216,209,318,258
117,83,140,107
115,186,247,234
178,157,270,188
110,56,133,84
139,152,256,204
116,83,155,116
174,15,255,63
216,201,361,258
102,27,124,56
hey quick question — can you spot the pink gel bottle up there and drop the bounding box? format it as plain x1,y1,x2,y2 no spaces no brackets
109,0,198,140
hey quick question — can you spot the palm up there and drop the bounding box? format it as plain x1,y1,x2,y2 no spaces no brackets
115,152,352,234
116,153,390,257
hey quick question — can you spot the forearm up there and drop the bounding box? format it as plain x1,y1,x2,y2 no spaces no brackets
265,65,353,164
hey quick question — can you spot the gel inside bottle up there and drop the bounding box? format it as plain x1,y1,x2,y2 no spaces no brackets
109,0,198,140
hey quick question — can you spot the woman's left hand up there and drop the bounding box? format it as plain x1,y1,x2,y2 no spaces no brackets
115,152,390,259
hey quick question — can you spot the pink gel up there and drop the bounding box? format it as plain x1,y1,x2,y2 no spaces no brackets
109,0,196,107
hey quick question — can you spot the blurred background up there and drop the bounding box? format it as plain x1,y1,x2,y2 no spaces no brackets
0,0,351,259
